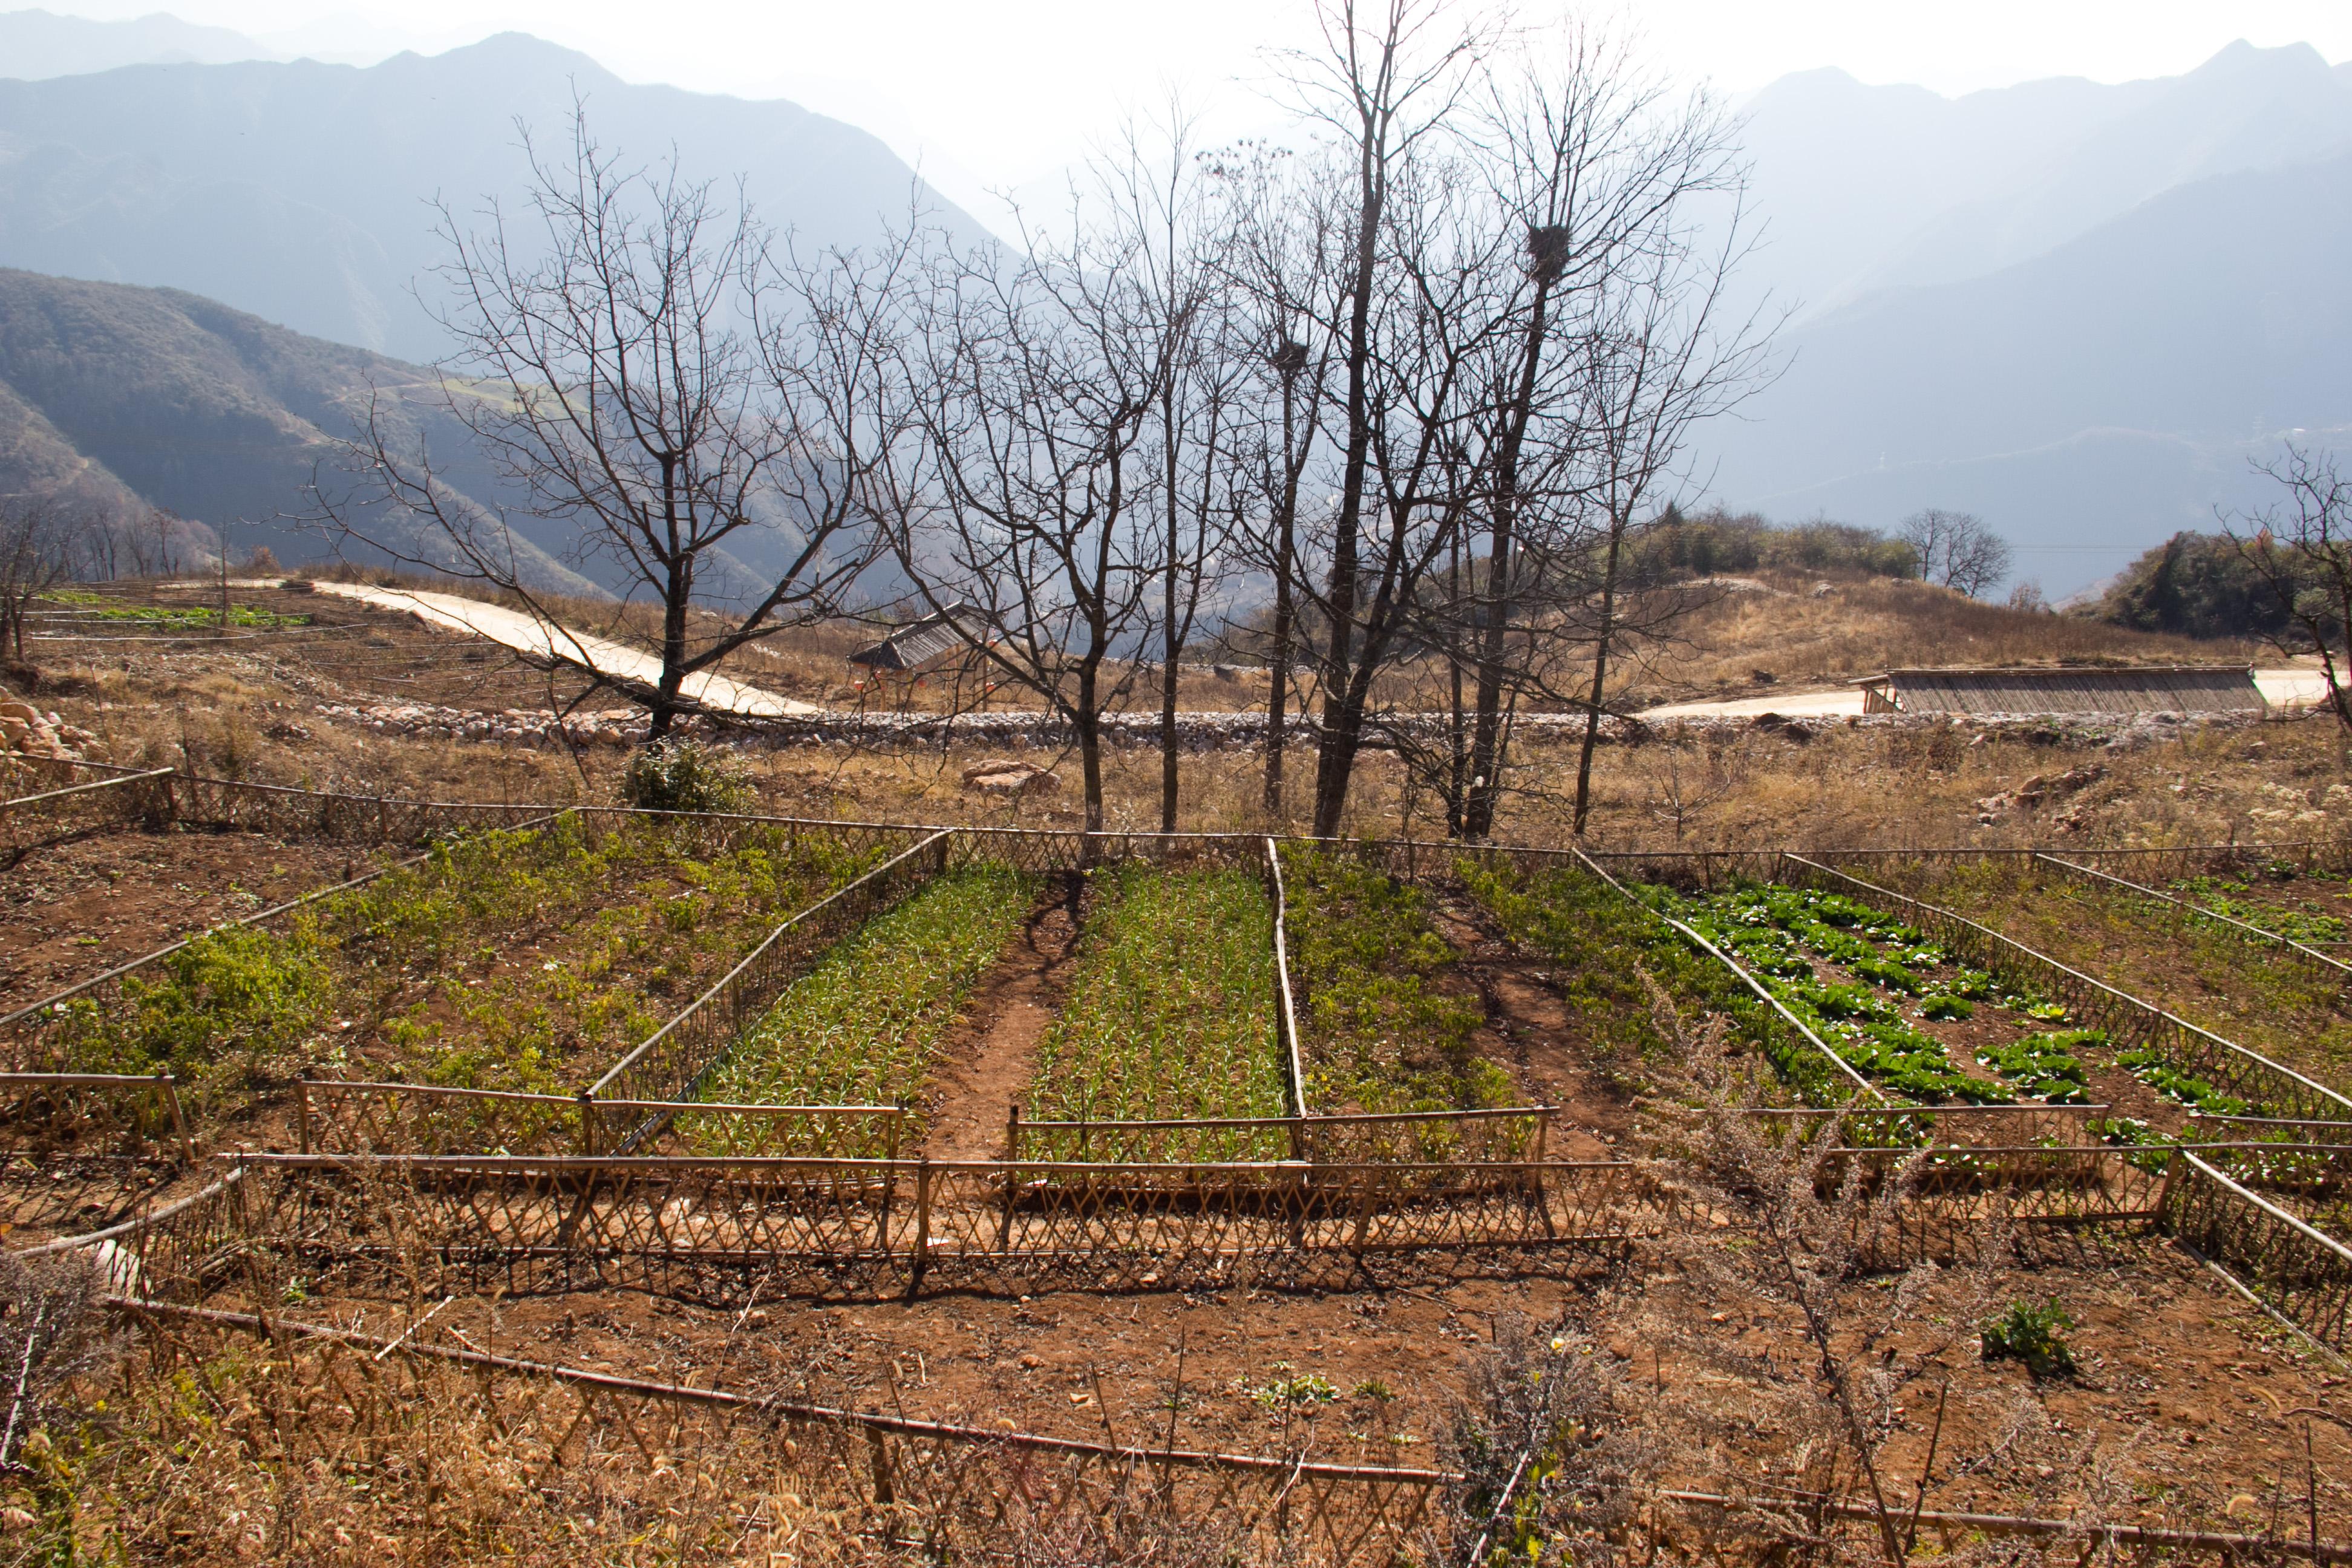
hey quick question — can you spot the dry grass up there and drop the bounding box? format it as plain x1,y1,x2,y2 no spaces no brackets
1623,572,2258,707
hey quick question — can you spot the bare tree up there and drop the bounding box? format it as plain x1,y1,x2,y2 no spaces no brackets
1109,107,1247,835
0,496,73,661
325,109,882,741
1208,141,1340,823
1568,233,1771,836
2227,445,2352,730
1900,508,2011,599
882,194,1174,838
1275,0,1491,838
1446,27,1759,839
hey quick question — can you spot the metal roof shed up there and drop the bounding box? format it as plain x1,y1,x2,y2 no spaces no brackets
1854,665,2264,717
846,603,988,672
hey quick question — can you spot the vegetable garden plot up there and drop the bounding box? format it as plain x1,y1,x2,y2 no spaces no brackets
1278,847,1513,1116
1024,866,1289,1154
24,817,871,1116
1459,859,1857,1108
1649,882,2144,1112
1865,857,2352,1106
695,863,1035,1125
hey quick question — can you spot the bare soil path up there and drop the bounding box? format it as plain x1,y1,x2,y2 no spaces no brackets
921,876,1084,1160
1432,899,1635,1158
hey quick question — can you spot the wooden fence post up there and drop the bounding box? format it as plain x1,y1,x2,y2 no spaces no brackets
906,1157,932,1302
1004,1101,1021,1161
159,1073,195,1164
577,1092,599,1158
295,1080,312,1155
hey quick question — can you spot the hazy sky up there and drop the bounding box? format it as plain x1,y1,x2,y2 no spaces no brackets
38,0,2352,207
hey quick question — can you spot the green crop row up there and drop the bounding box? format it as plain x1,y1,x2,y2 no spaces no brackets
1457,860,1851,1106
1279,848,1510,1115
701,863,1035,1116
2168,874,2349,946
50,818,872,1106
1027,866,1289,1135
1657,884,2088,1105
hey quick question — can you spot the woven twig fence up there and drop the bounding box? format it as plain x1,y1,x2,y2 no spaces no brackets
1659,1487,2352,1566
0,767,174,851
116,1298,1457,1566
1809,1145,2169,1267
2164,1149,2352,1353
10,1165,250,1306
586,830,955,1128
2034,852,2352,981
0,1073,194,1245
1724,1102,2111,1149
1780,853,2352,1122
206,1152,1666,1302
1009,1105,1557,1166
293,1080,905,1160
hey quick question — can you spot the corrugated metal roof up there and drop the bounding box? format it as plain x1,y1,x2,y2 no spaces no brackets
848,604,987,671
1853,665,2263,716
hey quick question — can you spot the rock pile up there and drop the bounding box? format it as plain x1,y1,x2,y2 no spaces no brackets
316,702,659,748
1975,763,2106,828
958,757,1062,795
0,701,102,762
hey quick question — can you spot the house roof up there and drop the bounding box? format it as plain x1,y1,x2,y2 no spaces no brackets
1852,665,2264,716
846,603,988,671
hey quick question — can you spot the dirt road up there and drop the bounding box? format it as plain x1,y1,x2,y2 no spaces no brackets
309,582,819,717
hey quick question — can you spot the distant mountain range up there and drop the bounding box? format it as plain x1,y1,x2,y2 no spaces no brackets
0,267,606,590
1704,39,2352,595
0,27,976,361
1,16,2347,597
0,8,270,76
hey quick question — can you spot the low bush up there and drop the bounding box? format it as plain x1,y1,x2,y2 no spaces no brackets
60,925,329,1091
621,739,752,814
1980,1299,2077,1379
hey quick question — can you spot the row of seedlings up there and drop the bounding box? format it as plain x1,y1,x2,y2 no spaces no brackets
695,862,1037,1143
44,815,872,1122
1024,864,1289,1161
1273,846,1564,1172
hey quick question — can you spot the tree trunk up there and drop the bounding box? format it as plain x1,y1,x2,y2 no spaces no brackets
1076,663,1106,839
1309,131,1387,840
1465,276,1553,840
1572,518,1628,837
1263,377,1302,822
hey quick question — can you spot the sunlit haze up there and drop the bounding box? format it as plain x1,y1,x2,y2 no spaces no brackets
29,0,2352,207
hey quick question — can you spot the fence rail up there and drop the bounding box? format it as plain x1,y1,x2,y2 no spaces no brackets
294,1080,906,1160
1782,852,2352,1123
1266,837,1308,1122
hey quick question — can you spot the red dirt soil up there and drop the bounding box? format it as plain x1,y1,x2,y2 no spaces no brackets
920,877,1086,1160
0,826,390,1014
